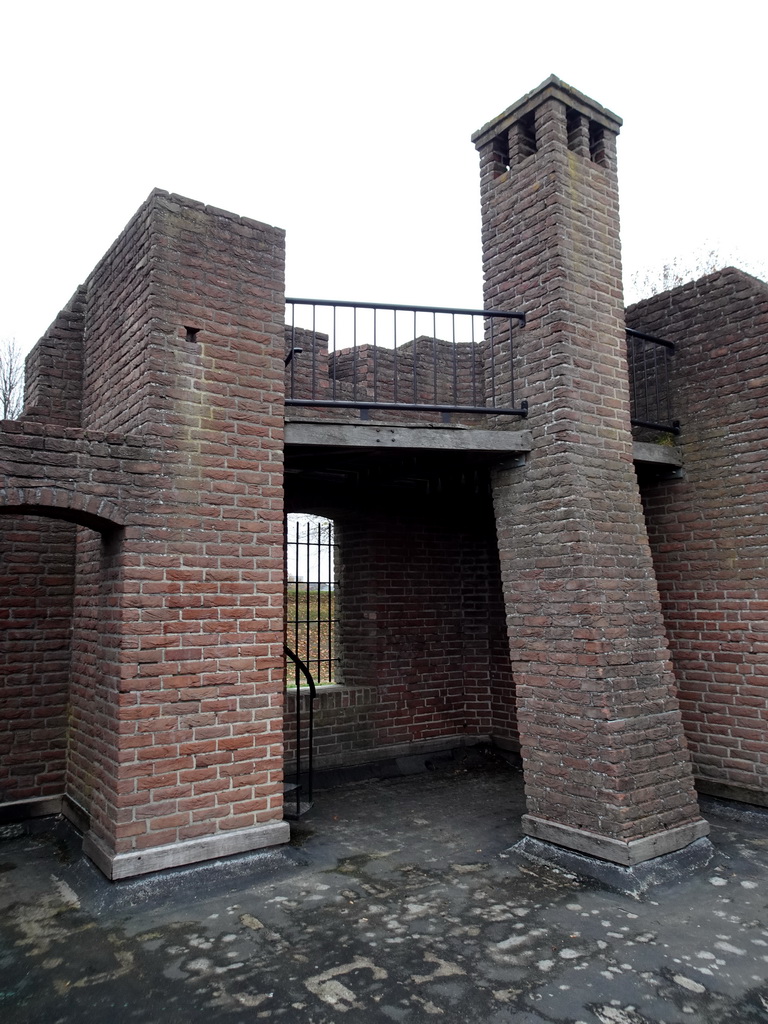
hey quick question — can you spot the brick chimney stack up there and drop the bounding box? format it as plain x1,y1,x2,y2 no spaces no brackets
474,78,710,877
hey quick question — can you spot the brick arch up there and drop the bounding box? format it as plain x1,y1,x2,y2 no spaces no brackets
0,486,124,532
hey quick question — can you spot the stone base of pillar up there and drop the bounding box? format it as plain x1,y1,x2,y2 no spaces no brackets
521,814,710,866
83,820,291,881
514,828,714,897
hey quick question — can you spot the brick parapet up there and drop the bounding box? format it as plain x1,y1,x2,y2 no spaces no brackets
22,286,85,427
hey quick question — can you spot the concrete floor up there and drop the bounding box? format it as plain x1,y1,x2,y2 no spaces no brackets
1,750,767,1023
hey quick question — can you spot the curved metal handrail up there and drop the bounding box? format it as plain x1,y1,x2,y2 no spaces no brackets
284,643,317,699
284,643,317,815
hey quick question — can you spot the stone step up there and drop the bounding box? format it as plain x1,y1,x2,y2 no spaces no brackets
283,783,313,819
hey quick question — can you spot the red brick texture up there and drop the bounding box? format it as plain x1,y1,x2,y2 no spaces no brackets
23,286,85,429
628,269,768,806
0,191,287,873
0,515,75,804
474,79,705,849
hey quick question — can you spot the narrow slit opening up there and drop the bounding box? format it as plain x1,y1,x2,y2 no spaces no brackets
492,130,510,175
566,108,582,152
589,120,606,165
517,112,537,161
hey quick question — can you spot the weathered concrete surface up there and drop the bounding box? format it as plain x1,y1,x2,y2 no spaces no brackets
1,752,767,1023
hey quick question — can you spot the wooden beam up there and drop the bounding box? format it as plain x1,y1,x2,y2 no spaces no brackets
285,421,533,453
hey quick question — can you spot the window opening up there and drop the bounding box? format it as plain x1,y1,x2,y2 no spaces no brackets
285,514,338,687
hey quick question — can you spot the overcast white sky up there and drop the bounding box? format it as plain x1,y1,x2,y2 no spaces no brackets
2,0,766,356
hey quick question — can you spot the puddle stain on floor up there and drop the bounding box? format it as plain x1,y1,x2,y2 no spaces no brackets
1,769,767,1023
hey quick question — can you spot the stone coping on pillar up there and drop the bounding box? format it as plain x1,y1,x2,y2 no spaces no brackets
83,821,290,881
521,814,710,867
472,73,622,149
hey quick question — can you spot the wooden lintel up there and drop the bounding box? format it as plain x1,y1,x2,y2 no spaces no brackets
632,441,683,466
285,421,533,453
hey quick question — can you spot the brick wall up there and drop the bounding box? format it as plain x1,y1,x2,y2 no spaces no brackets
23,286,85,428
1,191,289,877
0,514,75,804
628,269,768,806
79,200,158,434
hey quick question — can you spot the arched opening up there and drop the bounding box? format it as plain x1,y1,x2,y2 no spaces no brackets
0,513,76,813
0,504,124,824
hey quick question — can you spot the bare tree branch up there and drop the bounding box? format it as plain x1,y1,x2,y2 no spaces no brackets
627,247,767,304
0,338,24,420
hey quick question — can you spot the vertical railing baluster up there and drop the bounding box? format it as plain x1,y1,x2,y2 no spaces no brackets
432,311,438,405
509,315,516,410
310,303,317,401
315,520,322,684
452,313,458,407
489,315,497,409
288,303,295,398
412,309,418,406
373,307,378,404
664,347,672,427
393,309,399,405
352,306,358,402
331,305,337,402
294,517,301,816
329,521,335,683
470,315,478,406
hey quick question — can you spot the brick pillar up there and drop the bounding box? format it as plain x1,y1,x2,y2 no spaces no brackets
473,78,708,870
69,191,288,878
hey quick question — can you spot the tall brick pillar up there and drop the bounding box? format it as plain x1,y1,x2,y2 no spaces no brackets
473,77,709,878
68,191,288,878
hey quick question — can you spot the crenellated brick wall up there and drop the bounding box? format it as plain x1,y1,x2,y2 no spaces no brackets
23,286,85,428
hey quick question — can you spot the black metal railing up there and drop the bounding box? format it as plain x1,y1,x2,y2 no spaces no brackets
285,299,527,417
284,644,316,819
283,515,337,819
626,328,680,435
286,516,337,686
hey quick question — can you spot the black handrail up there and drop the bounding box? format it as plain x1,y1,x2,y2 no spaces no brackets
285,298,528,417
287,297,526,320
626,328,680,436
626,327,675,350
284,643,317,817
